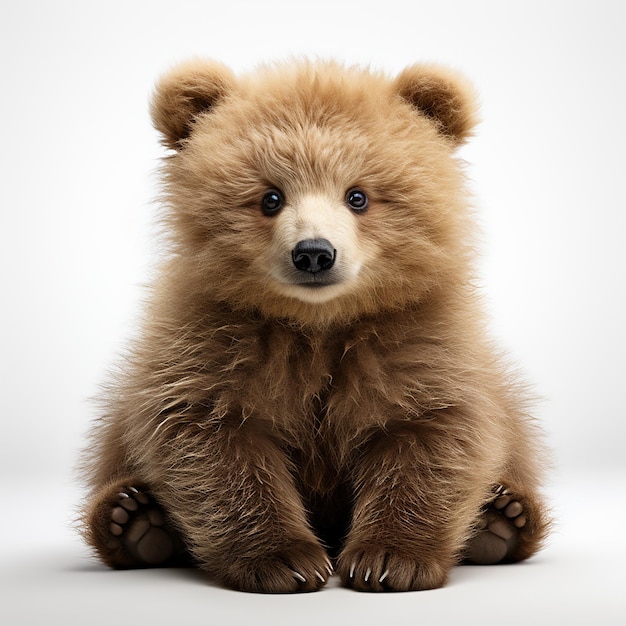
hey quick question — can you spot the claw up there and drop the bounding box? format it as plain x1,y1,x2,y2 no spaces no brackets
315,570,325,583
364,567,371,582
349,562,356,579
379,569,389,583
290,570,306,584
494,484,511,498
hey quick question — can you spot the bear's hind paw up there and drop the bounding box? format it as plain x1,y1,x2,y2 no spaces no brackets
464,486,532,565
87,483,187,569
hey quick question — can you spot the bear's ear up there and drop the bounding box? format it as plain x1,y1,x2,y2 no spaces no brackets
394,65,478,145
151,59,235,150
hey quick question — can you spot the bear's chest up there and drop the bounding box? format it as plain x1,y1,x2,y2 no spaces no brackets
223,324,405,440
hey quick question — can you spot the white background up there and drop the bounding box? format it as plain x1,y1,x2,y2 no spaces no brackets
1,1,624,624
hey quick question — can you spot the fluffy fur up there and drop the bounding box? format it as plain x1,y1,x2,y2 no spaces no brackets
82,59,550,593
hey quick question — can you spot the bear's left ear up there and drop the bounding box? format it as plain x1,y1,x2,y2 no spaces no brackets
151,59,235,150
394,65,479,145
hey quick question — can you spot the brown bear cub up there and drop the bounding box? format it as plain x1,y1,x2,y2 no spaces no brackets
82,59,550,592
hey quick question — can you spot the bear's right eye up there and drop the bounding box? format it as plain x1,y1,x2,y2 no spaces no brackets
261,189,284,216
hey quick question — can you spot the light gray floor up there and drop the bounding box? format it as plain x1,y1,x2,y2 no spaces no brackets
1,469,624,625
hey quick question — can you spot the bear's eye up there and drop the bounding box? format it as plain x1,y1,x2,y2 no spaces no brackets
261,189,284,216
346,188,368,213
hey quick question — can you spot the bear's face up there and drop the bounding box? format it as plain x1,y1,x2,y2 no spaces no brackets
152,61,477,326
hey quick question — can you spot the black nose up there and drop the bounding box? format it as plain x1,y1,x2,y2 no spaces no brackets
292,239,336,273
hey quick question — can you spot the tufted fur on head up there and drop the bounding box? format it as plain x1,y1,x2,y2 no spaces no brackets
152,59,478,149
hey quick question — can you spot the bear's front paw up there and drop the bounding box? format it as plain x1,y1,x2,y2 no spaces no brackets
222,539,333,593
338,545,448,592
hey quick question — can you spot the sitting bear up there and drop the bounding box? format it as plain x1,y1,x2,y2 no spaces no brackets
82,59,550,592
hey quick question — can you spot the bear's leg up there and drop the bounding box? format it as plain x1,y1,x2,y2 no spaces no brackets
151,424,332,593
464,483,550,564
338,425,495,592
84,478,188,569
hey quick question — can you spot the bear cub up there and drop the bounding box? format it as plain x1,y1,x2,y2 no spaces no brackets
82,59,550,592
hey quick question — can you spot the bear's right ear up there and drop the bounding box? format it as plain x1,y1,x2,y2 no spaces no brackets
151,60,235,150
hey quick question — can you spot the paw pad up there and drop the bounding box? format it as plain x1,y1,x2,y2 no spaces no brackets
466,486,528,565
107,487,176,566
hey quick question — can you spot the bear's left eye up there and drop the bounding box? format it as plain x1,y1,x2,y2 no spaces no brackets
261,189,284,216
346,188,368,213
